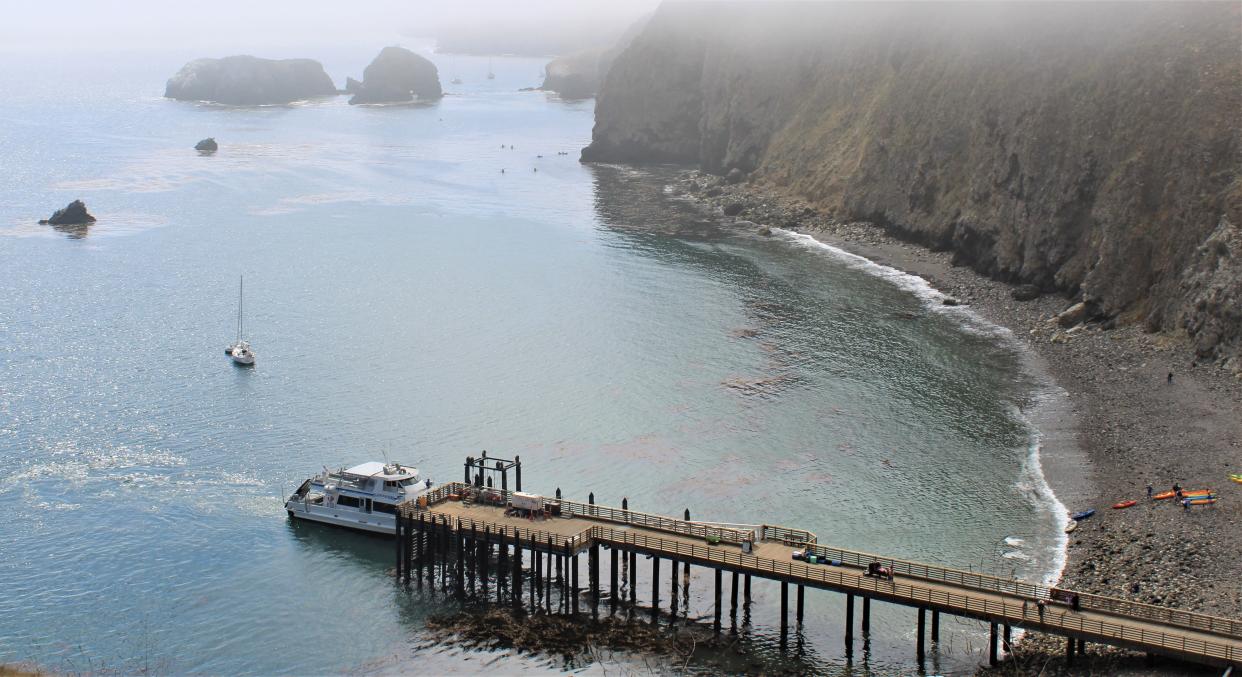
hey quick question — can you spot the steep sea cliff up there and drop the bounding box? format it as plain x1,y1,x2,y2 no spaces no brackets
583,2,1242,363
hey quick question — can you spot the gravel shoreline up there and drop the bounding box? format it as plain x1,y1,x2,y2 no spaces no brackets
671,171,1242,675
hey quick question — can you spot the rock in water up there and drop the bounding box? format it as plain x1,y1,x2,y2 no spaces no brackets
344,76,363,94
194,137,218,152
40,200,95,225
164,55,337,105
348,47,442,104
541,49,606,99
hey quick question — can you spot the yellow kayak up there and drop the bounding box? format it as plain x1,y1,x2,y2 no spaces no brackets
1230,474,1242,484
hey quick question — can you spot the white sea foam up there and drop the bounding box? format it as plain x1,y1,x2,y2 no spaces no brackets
1003,536,1025,547
777,226,1072,602
778,229,1014,339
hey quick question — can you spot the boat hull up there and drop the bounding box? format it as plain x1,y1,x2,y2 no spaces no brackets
285,499,398,535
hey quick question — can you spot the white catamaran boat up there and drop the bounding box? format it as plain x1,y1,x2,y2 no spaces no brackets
226,275,255,366
285,462,433,534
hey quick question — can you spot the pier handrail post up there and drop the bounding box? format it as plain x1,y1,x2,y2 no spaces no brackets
514,455,521,492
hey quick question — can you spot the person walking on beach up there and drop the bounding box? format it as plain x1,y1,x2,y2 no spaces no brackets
1168,371,1174,384
1146,483,1153,499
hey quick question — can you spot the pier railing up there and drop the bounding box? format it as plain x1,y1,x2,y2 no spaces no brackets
419,482,755,545
590,525,1241,665
411,483,1242,641
800,543,1242,639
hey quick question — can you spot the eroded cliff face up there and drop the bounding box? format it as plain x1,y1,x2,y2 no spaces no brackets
584,2,1242,360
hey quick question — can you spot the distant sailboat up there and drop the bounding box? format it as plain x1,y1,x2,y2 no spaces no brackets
487,57,495,80
226,276,255,366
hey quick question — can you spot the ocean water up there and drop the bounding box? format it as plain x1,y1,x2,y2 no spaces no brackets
0,45,1065,675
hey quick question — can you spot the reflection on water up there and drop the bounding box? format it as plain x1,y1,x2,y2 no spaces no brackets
0,48,1059,677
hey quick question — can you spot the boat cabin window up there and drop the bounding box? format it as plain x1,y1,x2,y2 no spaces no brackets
336,495,361,508
384,481,399,491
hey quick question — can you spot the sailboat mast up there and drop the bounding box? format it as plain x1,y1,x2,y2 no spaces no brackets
237,275,244,342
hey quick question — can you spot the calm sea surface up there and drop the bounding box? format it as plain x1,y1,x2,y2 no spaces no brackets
0,45,1065,675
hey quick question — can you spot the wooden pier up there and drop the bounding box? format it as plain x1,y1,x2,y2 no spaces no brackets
394,458,1242,671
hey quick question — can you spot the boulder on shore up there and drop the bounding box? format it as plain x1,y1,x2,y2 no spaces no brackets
1011,284,1041,301
39,200,95,225
348,47,442,105
195,137,218,152
165,55,337,105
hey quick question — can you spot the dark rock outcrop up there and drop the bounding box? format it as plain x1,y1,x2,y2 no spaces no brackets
348,47,442,105
195,137,218,152
1011,284,1042,302
540,15,649,99
541,49,607,99
583,1,1242,359
164,56,337,105
39,200,95,225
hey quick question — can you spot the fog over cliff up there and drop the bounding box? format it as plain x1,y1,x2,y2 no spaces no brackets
585,1,1242,361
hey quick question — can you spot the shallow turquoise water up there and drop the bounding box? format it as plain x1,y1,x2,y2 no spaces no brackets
0,45,1063,675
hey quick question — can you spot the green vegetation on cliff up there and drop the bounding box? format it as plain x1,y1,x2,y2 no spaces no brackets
584,2,1242,361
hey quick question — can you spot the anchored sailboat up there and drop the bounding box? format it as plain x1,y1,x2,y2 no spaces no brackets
226,276,255,366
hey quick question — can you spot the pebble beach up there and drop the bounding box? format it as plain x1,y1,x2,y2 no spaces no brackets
673,170,1242,674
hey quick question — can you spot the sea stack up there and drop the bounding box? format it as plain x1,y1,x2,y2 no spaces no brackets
195,137,218,152
164,55,337,105
39,200,96,225
347,47,442,105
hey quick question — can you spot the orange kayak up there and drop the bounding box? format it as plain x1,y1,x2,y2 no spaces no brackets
1155,489,1210,500
1112,500,1137,509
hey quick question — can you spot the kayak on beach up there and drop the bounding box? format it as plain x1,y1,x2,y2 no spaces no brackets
1230,474,1242,484
1185,498,1217,506
1065,520,1078,533
1153,490,1177,500
1070,509,1096,521
1112,500,1137,509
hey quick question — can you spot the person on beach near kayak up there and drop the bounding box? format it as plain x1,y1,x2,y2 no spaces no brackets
1147,483,1153,498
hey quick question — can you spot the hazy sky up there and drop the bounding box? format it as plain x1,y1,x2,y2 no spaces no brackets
0,0,660,52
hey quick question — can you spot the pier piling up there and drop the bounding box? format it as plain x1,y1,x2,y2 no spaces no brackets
991,623,1000,666
780,582,789,636
845,593,855,645
651,556,660,621
714,568,723,632
931,609,940,643
917,607,926,660
796,585,804,625
610,546,619,614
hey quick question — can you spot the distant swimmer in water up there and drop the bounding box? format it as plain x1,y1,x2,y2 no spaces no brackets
881,459,893,468
501,168,505,173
